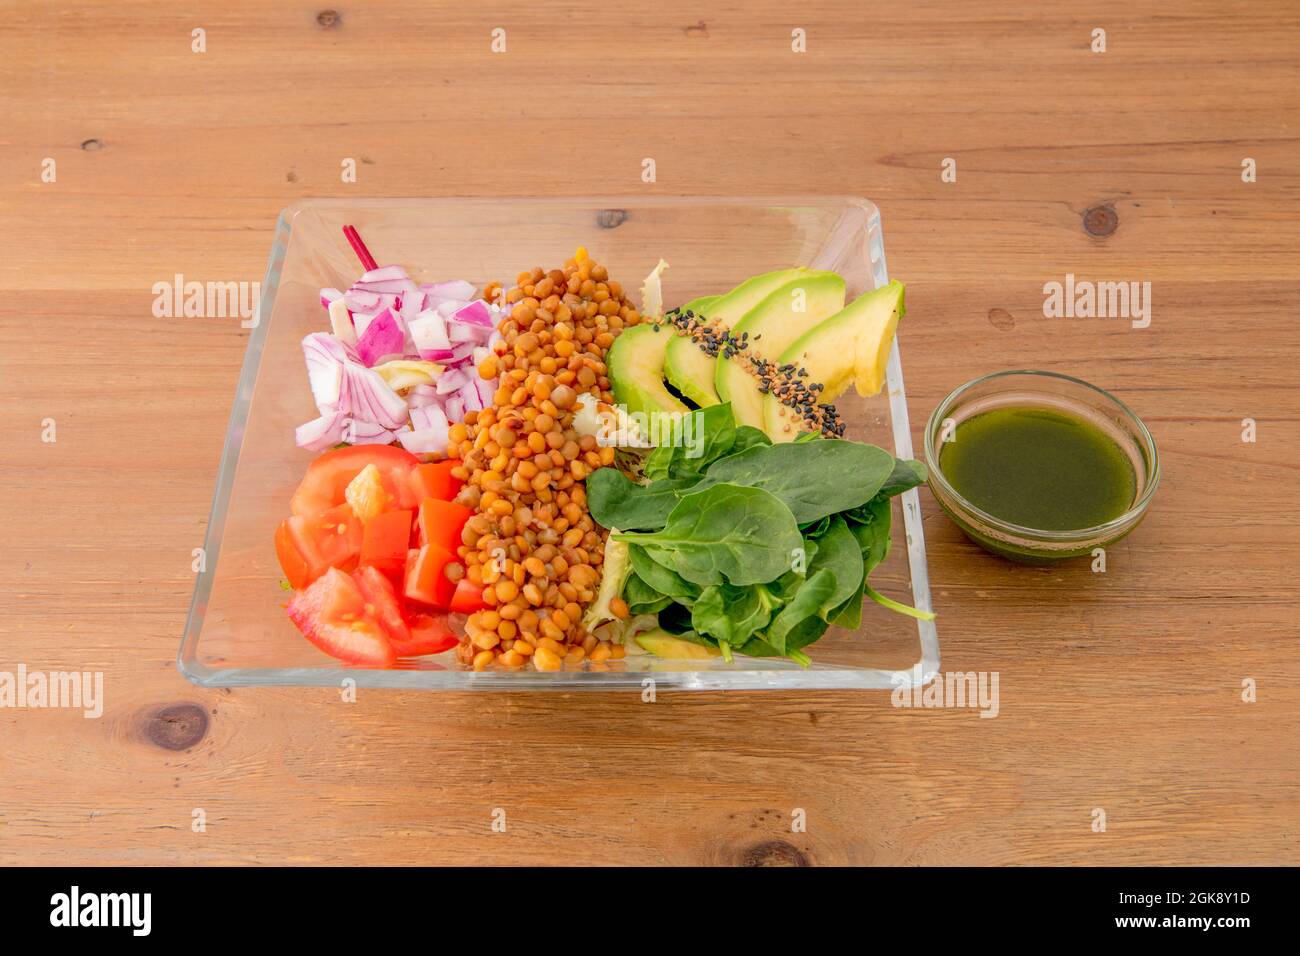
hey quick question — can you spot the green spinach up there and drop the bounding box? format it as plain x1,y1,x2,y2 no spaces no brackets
615,484,802,587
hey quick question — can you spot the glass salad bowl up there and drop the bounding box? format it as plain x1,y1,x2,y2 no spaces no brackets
179,197,939,691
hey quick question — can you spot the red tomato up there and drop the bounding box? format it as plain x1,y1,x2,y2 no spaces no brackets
449,577,489,614
417,498,475,554
388,612,458,657
276,504,362,588
290,445,420,517
351,565,411,644
286,568,397,666
410,460,464,502
275,519,314,590
312,503,363,569
404,544,457,609
359,508,413,577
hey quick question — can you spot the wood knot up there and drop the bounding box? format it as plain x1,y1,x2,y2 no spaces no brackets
80,139,103,151
1082,204,1118,237
596,209,627,230
316,10,341,29
987,307,1016,330
140,703,209,751
683,20,709,38
742,840,810,867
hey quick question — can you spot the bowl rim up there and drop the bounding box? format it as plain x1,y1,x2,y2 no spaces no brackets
923,369,1161,543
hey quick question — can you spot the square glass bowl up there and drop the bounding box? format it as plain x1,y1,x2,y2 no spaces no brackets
179,197,939,691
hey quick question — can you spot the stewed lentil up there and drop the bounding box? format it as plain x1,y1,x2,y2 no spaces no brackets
448,249,637,671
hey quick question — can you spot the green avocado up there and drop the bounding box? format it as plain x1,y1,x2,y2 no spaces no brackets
763,280,906,441
608,323,689,418
663,295,720,407
635,628,721,660
654,269,815,420
715,272,847,429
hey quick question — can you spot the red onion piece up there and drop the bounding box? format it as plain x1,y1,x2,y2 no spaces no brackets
295,409,347,451
355,307,407,367
360,265,408,283
407,311,452,353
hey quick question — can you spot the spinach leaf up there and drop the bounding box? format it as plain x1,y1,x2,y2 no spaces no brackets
587,467,697,531
691,584,777,647
695,440,896,524
800,514,832,537
644,403,737,481
878,458,928,497
615,484,802,587
642,443,675,482
716,424,772,460
784,615,830,652
849,494,893,573
623,572,673,615
737,615,827,660
806,515,865,619
627,543,701,602
764,568,838,655
831,495,892,629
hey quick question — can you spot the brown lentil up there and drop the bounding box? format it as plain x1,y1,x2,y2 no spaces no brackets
452,249,640,671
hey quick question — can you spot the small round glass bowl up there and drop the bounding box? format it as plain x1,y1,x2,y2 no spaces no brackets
924,370,1160,563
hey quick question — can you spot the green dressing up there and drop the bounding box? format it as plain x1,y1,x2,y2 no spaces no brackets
938,407,1137,531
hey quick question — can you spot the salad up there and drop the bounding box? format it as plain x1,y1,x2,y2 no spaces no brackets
274,226,931,671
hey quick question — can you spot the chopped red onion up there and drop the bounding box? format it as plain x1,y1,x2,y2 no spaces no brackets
355,308,406,367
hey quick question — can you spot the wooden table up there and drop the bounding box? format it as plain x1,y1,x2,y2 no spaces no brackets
2,1,1297,866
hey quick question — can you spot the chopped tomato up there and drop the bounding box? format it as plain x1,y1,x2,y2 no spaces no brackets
404,544,457,608
275,519,315,590
286,568,397,666
351,566,411,644
449,577,489,614
276,504,362,588
311,503,363,570
359,508,413,577
417,498,475,554
389,612,458,657
410,460,464,502
290,445,420,517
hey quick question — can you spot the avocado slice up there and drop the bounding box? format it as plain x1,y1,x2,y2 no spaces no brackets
763,280,906,442
608,323,689,418
715,272,847,429
663,295,720,407
653,268,816,421
634,628,721,660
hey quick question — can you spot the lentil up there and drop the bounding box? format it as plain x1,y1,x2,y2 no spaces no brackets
451,250,640,671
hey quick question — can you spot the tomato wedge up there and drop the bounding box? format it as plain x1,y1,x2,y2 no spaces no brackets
352,565,411,644
290,445,420,517
359,508,413,578
410,460,464,502
417,498,475,554
449,577,489,614
389,612,458,657
312,503,363,569
404,544,457,608
286,568,397,666
275,519,315,590
276,504,362,588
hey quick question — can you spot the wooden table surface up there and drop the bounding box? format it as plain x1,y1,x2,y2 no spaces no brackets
2,1,1297,866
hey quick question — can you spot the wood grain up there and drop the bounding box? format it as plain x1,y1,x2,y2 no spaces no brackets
1,0,1298,866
